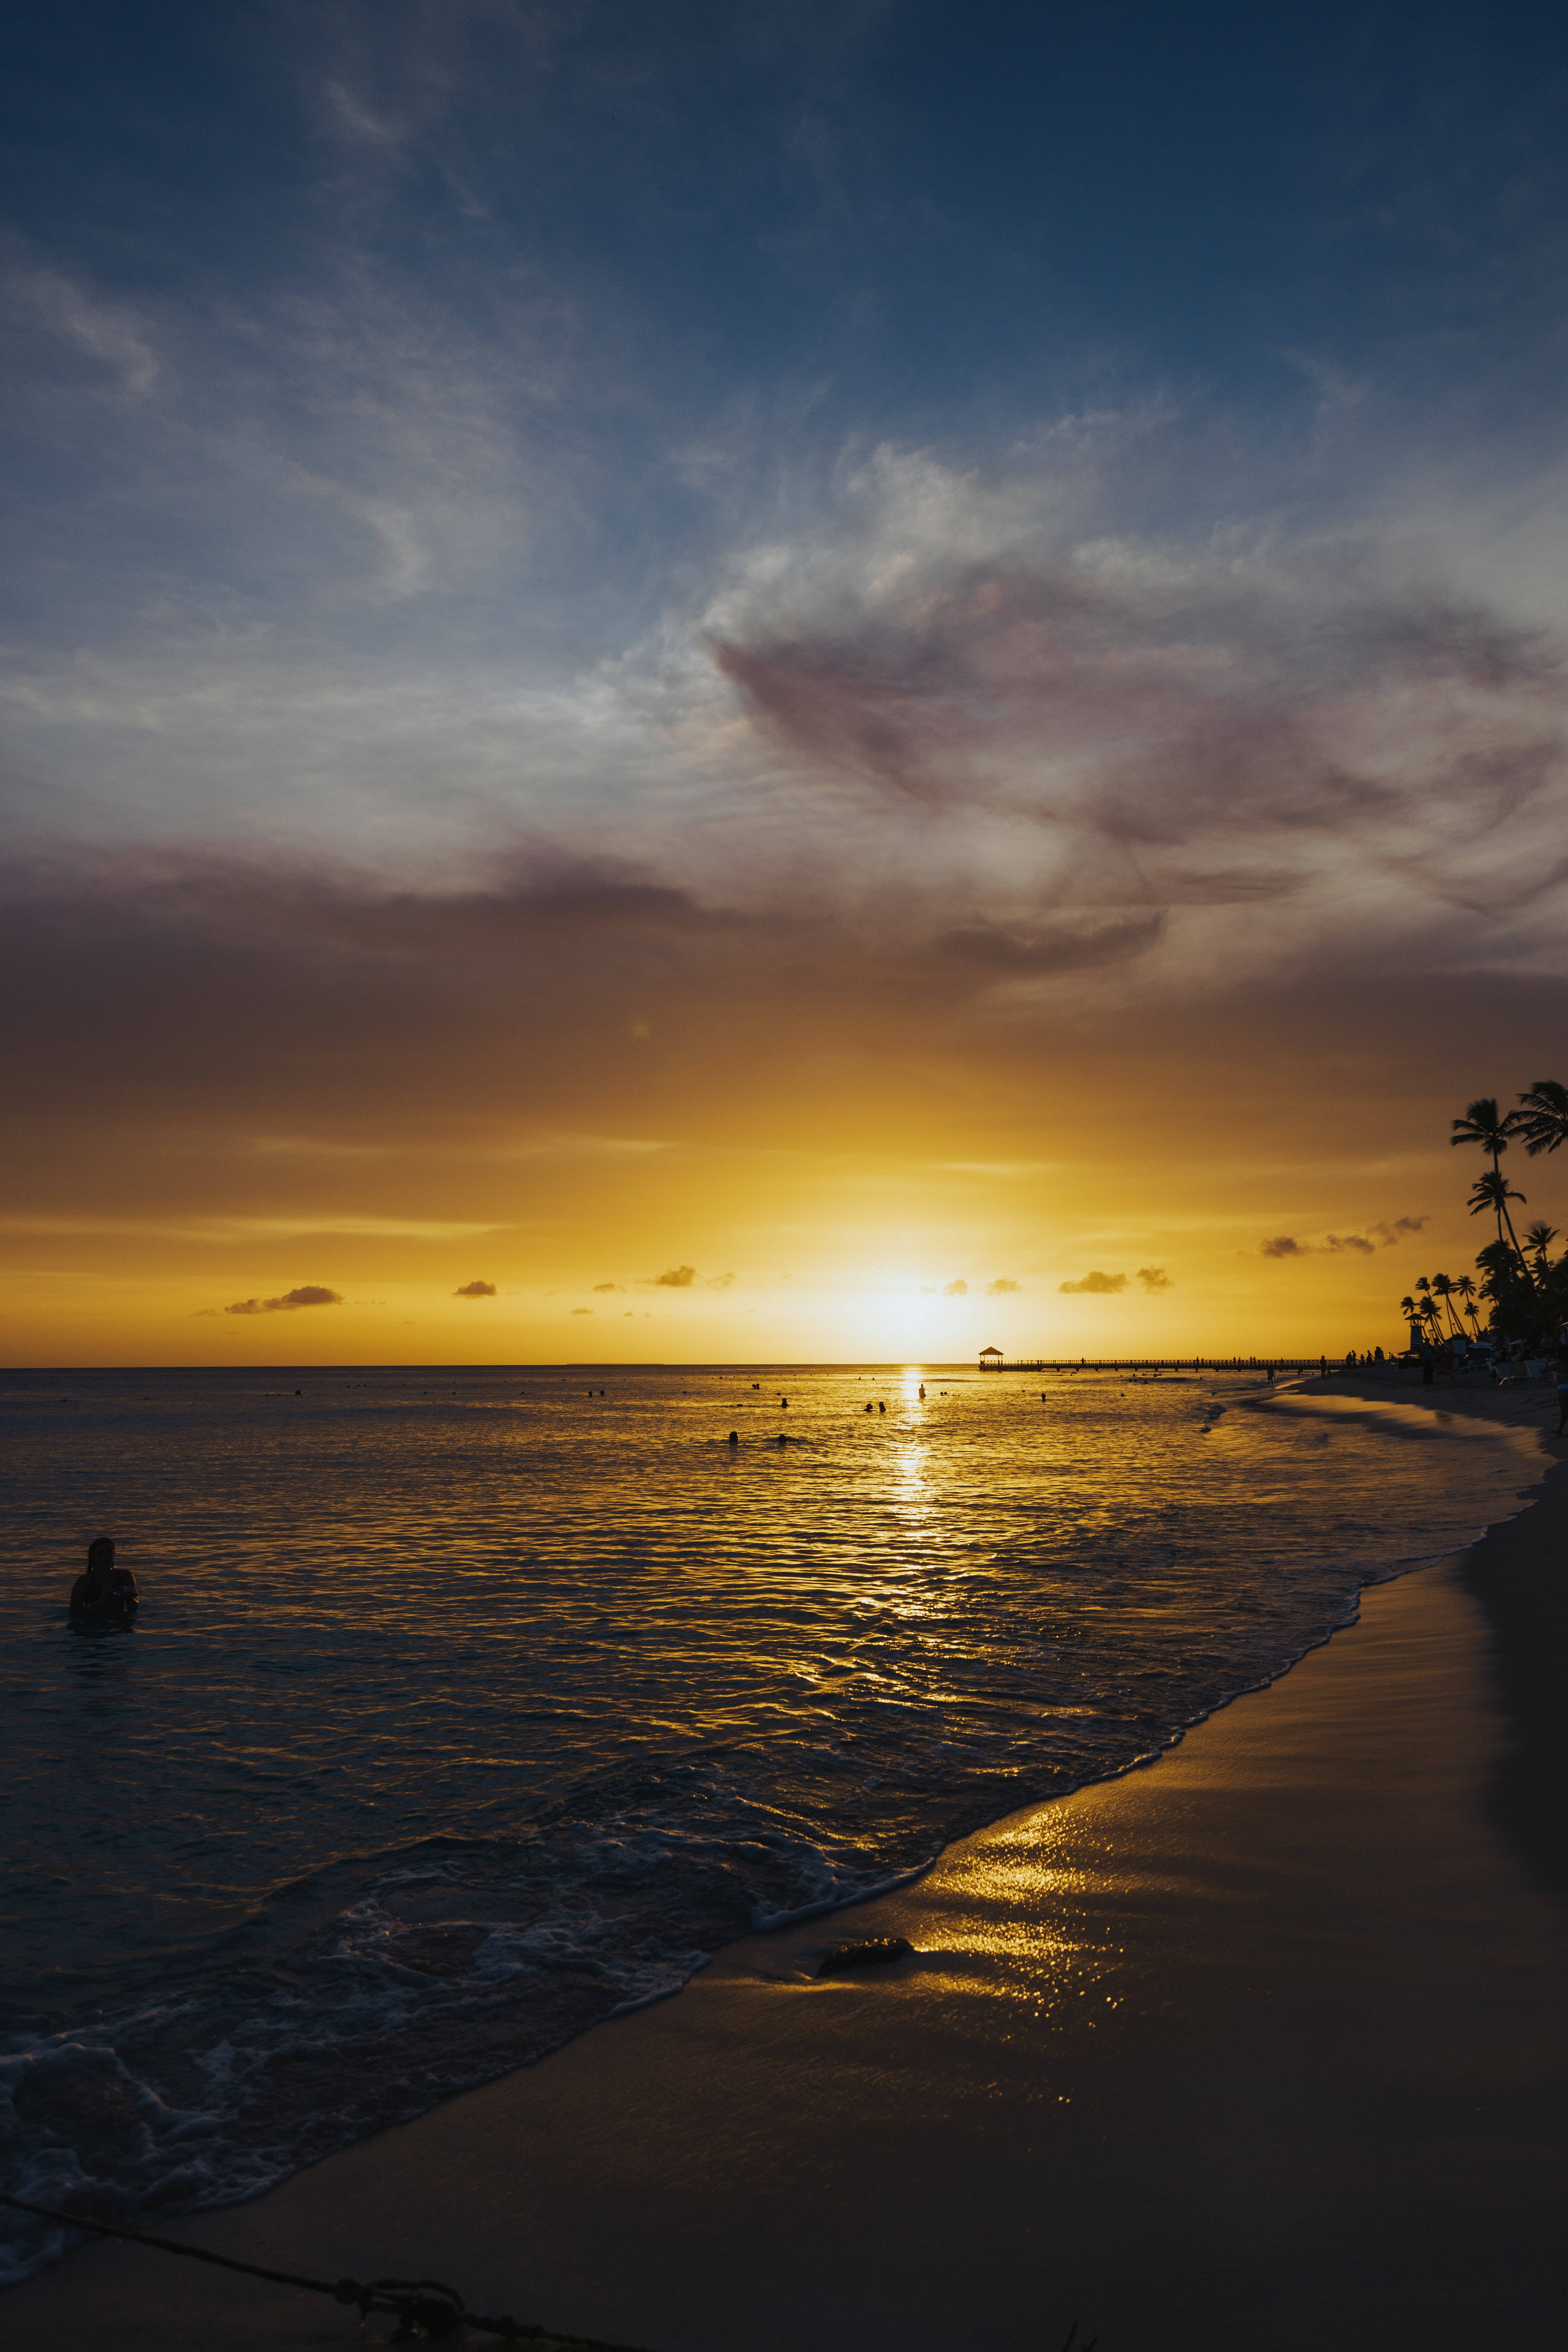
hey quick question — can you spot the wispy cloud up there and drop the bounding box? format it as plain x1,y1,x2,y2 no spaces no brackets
1136,1266,1172,1291
984,1276,1020,1294
453,1279,496,1296
1059,1270,1127,1294
1263,1226,1415,1259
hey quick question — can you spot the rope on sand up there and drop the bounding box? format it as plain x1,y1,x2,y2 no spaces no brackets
0,2189,656,2346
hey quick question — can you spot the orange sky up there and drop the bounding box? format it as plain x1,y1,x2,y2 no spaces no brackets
6,851,1562,1364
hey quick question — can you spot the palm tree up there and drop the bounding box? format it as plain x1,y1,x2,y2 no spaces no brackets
1429,1273,1464,1335
1454,1274,1482,1336
1468,1169,1534,1285
1523,1221,1558,1277
1452,1095,1524,1168
1516,1079,1568,1158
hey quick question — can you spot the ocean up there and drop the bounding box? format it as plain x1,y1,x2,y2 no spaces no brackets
0,1363,1543,2281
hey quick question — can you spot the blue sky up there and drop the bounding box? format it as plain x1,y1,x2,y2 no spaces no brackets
4,0,1565,889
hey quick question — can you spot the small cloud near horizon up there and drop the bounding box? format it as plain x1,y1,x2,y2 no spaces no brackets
572,1307,592,1314
651,1264,697,1287
944,1278,968,1296
225,1284,343,1315
1370,1216,1428,1245
1137,1267,1172,1292
1264,1224,1409,1259
1059,1271,1128,1294
985,1277,1020,1295
454,1279,497,1297
706,1271,736,1290
592,1281,622,1292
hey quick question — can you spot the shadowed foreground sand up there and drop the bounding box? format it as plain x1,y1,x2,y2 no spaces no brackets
9,1382,1567,2351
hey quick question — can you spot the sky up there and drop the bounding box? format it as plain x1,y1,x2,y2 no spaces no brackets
3,0,1567,1365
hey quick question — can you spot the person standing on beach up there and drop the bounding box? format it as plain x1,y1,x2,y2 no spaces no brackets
69,1537,138,1618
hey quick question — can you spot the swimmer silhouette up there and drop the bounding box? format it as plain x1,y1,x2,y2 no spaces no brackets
70,1537,138,1619
878,1401,886,1413
776,1432,788,1445
781,1398,788,1408
728,1430,739,1444
918,1384,925,1399
865,1402,873,1413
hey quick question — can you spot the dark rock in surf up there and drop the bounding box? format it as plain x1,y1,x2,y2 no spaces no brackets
817,1936,915,1977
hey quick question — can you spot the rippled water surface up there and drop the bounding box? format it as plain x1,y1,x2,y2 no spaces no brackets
0,1363,1542,2278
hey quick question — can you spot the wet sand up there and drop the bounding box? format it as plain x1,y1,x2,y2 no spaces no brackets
9,1376,1567,2351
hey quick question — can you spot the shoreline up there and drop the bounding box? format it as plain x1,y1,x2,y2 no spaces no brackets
8,1378,1566,2349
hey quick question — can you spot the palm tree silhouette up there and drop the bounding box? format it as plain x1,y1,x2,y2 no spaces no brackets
1523,1220,1558,1278
1430,1273,1465,1335
1516,1079,1568,1159
1468,1169,1534,1286
1452,1095,1524,1169
1454,1274,1482,1335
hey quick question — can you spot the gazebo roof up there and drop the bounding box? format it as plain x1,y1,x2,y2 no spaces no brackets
979,1345,1004,1356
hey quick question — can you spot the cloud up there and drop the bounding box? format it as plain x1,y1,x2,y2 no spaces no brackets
1369,1215,1429,1244
1264,1230,1392,1259
453,1278,497,1296
6,264,159,395
224,1285,344,1314
943,1278,968,1295
1136,1266,1172,1291
705,1271,736,1289
651,1264,697,1287
592,1281,622,1292
1059,1270,1127,1294
571,1307,591,1314
698,442,1568,979
984,1277,1020,1294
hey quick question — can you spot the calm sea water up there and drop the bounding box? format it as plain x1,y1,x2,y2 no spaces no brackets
0,1363,1543,2280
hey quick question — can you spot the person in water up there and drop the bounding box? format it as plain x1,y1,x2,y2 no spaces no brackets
69,1537,139,1618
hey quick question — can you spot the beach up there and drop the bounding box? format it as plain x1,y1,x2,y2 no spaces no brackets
8,1374,1566,2351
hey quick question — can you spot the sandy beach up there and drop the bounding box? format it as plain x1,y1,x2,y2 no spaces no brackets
8,1374,1567,2352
